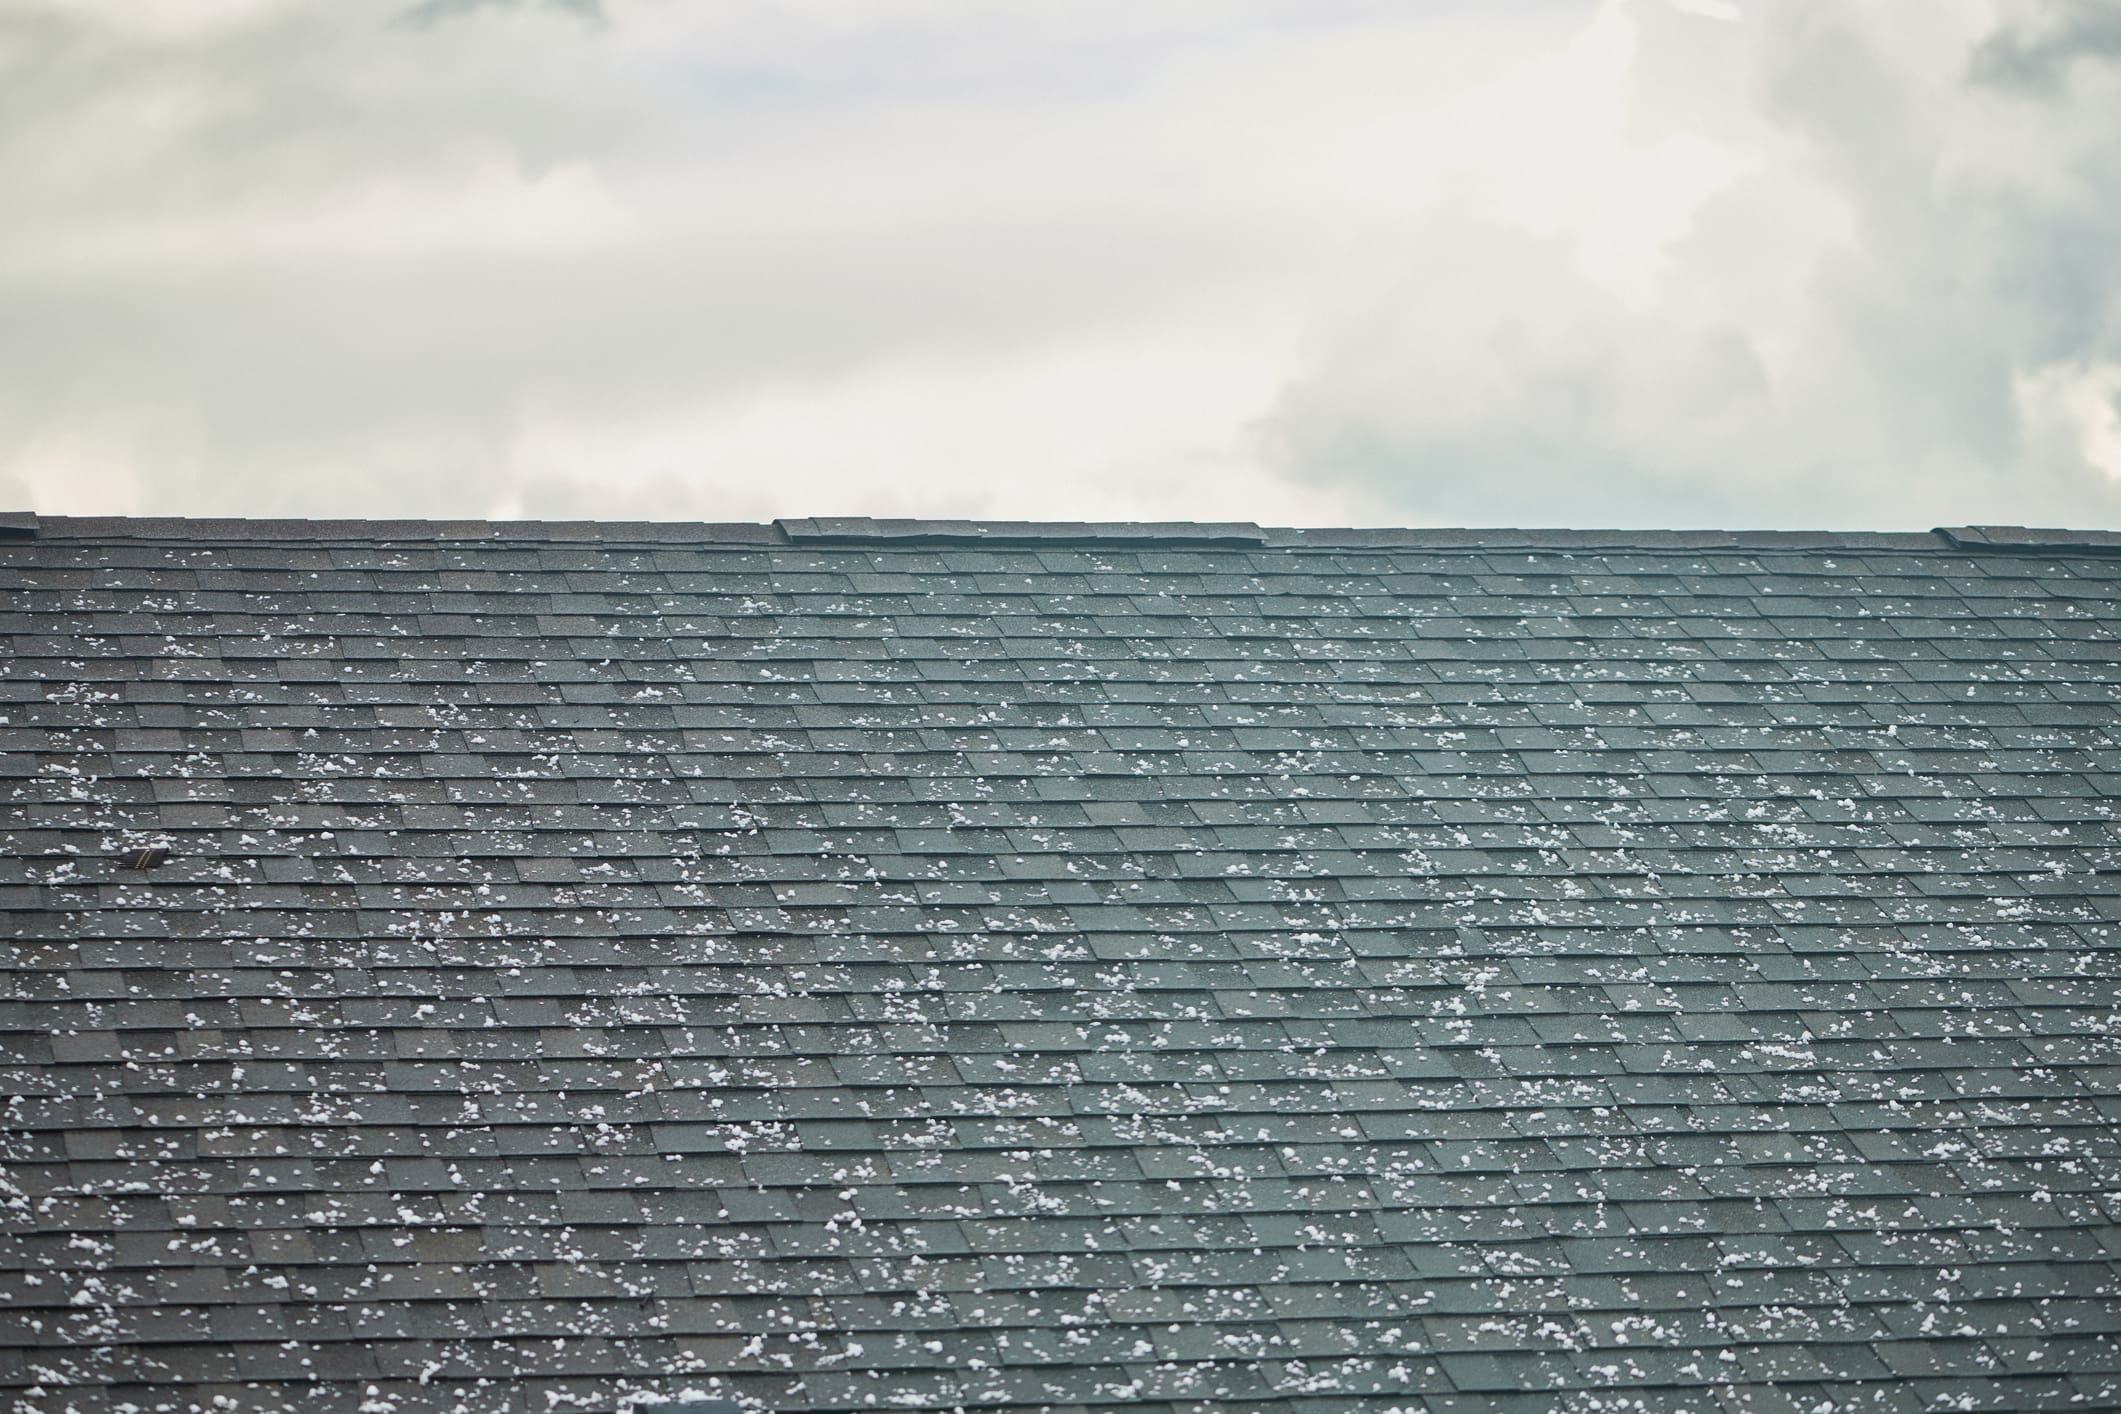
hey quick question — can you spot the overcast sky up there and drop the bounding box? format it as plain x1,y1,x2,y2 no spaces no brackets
3,0,2119,529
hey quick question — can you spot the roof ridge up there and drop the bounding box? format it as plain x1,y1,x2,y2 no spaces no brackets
8,511,2119,554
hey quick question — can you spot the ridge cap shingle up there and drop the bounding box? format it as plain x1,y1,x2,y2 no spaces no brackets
16,512,2119,554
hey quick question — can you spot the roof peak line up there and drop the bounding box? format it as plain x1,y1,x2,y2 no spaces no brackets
5,511,2119,554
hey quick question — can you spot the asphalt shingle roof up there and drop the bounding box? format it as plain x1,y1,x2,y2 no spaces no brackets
3,514,2120,1414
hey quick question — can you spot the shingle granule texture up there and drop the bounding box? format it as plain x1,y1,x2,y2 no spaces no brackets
3,516,2119,1413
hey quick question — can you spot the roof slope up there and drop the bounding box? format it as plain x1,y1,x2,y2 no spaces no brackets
4,516,2120,1414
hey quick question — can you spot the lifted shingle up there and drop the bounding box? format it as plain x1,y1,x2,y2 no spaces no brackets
777,516,1270,545
1934,524,2121,554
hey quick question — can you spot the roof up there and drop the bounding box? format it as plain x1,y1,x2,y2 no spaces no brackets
4,513,2119,1414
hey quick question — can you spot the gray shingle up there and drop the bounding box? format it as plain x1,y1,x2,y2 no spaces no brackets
2,516,2118,1412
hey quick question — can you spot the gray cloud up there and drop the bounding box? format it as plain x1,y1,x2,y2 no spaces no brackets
1969,0,2121,94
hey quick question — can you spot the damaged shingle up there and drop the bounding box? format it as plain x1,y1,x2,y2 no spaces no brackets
1,515,2119,1413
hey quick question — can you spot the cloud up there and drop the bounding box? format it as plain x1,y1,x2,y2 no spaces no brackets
1969,0,2121,94
0,0,1425,520
1262,0,2121,527
400,0,602,27
1658,0,1742,21
0,0,2116,528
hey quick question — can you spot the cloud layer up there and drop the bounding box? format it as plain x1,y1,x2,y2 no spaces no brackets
1,0,2117,528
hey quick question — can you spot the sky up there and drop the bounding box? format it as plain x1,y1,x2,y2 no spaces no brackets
2,0,2120,530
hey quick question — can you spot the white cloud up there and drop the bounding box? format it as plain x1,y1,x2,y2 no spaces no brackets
2018,359,2121,483
1265,0,2121,527
499,320,1318,524
0,0,2116,529
1658,0,1742,22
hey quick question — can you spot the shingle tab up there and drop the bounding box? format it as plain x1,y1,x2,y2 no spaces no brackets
3,517,2120,1413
